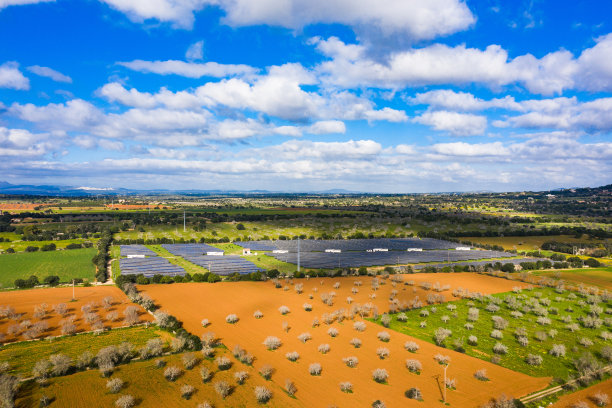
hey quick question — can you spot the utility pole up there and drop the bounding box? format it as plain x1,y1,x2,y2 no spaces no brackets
72,279,75,301
297,237,300,273
183,209,186,232
443,363,449,403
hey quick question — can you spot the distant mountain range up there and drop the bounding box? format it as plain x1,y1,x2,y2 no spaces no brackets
0,181,609,197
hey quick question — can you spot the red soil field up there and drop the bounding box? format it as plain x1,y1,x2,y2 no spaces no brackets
141,273,549,408
0,203,50,211
0,286,152,343
551,379,612,408
105,204,159,210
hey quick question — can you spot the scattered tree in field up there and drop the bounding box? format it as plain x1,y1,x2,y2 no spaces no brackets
327,327,339,337
254,386,272,403
53,303,68,316
490,330,503,340
353,321,366,332
33,303,47,320
39,394,53,407
49,354,72,376
171,337,187,353
215,356,232,370
253,310,263,319
103,296,114,309
303,303,312,311
297,332,312,343
180,384,195,400
201,346,215,358
474,369,489,381
406,359,422,374
480,394,516,408
197,401,213,408
397,313,408,322
201,332,217,348
201,318,210,327
434,354,450,365
405,387,422,400
140,338,163,359
122,306,140,326
525,354,543,366
350,338,362,348
434,327,452,346
106,311,119,322
342,356,358,368
32,359,52,384
372,400,386,408
214,381,232,399
309,363,322,376
164,366,183,381
263,336,281,350
340,381,353,393
493,343,508,355
97,346,119,377
106,378,124,394
377,331,390,342
278,306,290,315
592,392,609,407
318,344,330,354
234,371,249,385
154,359,166,368
372,368,388,383
77,351,94,370
0,372,20,408
114,395,135,408
468,335,478,345
225,314,239,324
286,351,300,362
446,377,457,389
182,353,199,369
60,318,76,335
259,364,274,380
200,367,213,383
376,347,389,360
285,379,297,396
381,314,391,327
404,341,419,352
549,344,566,357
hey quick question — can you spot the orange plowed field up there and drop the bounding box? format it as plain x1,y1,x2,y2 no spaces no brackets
141,273,549,408
0,286,152,342
551,379,612,408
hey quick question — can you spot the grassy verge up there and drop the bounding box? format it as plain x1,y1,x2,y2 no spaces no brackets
241,253,296,274
0,248,96,288
145,245,207,274
372,286,611,379
0,325,167,377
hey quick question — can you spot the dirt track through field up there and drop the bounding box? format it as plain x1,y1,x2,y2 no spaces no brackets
0,286,151,342
141,273,550,407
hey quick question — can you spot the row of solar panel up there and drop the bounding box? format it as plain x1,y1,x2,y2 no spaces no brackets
119,256,185,277
120,245,158,257
234,237,460,252
162,245,262,275
269,249,514,269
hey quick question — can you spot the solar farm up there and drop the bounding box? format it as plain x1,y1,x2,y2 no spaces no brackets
162,244,264,276
235,237,458,252
119,256,185,277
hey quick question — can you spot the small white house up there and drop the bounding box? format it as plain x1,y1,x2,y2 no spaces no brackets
455,247,471,251
372,248,388,252
206,251,224,256
325,249,341,253
242,248,251,255
406,248,423,252
127,254,145,259
273,249,288,254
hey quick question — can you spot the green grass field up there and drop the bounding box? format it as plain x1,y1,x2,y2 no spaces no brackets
0,238,95,253
0,248,96,288
535,267,612,290
374,286,612,379
0,326,165,376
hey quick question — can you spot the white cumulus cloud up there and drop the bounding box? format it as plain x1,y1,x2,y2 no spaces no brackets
414,111,487,136
0,62,29,90
27,65,72,83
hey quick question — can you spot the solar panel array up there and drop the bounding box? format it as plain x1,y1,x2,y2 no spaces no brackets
120,245,157,257
412,257,550,270
235,238,459,252
162,244,262,276
269,249,514,269
119,256,185,277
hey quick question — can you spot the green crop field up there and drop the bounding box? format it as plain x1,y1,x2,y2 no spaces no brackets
535,267,612,290
0,326,166,376
0,248,97,288
373,286,612,379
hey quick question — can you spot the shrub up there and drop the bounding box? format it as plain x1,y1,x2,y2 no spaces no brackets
201,318,210,327
468,335,478,345
200,366,213,383
339,381,353,393
517,336,529,347
164,366,182,381
318,344,331,354
234,370,249,385
377,331,390,342
381,314,391,327
182,353,198,370
285,351,300,362
140,338,163,359
197,402,213,408
278,305,290,315
253,310,263,319
309,363,322,376
434,354,450,365
372,368,388,383
579,337,594,347
376,347,390,360
549,344,566,357
263,336,282,350
214,381,232,399
350,338,362,348
405,387,422,400
106,378,124,394
180,384,195,400
154,359,166,368
406,359,422,374
353,321,366,332
49,354,72,376
493,343,508,355
327,327,339,337
464,323,474,330
297,332,312,343
303,303,312,311
526,354,543,366
225,314,239,324
434,327,451,346
446,377,456,389
474,369,489,381
372,400,386,408
114,395,135,408
285,379,297,396
259,364,274,380
490,330,503,340
215,356,232,371
254,386,272,403
342,356,358,368
592,392,609,407
404,341,419,352
397,312,408,322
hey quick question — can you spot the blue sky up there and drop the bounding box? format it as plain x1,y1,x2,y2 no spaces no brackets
0,0,611,193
